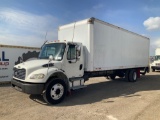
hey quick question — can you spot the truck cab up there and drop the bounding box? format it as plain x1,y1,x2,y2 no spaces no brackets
151,55,160,72
151,48,160,72
11,41,85,104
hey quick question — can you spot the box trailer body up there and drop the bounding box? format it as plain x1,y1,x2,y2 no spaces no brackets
58,18,150,72
11,18,150,105
0,45,40,82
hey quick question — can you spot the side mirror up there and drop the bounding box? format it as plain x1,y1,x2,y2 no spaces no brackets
76,46,81,51
49,55,53,61
76,46,81,59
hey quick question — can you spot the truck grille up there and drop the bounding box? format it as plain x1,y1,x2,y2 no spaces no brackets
156,63,160,66
13,68,26,80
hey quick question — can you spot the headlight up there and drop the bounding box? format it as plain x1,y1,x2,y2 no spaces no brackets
30,73,45,79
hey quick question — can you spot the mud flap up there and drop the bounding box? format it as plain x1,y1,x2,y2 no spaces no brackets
137,69,140,78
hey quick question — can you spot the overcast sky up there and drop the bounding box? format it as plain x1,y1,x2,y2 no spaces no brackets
0,0,160,55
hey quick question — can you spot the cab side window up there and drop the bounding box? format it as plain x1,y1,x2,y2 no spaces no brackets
67,45,76,60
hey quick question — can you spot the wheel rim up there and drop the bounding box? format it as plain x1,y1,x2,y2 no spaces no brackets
50,83,64,100
133,72,137,80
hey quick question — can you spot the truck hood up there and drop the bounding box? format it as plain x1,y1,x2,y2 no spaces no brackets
151,60,160,66
13,59,63,82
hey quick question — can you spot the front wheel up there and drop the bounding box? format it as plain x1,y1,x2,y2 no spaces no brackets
43,79,67,104
152,68,155,72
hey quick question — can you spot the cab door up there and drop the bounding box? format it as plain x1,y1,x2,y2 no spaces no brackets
63,43,84,78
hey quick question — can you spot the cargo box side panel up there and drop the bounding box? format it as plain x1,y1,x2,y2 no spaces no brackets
58,21,93,71
93,21,149,70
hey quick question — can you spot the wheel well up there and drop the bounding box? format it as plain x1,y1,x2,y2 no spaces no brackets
46,72,69,91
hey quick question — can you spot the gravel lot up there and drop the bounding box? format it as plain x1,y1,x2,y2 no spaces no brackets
1,72,160,120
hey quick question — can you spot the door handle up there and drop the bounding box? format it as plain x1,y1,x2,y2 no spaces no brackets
79,64,83,70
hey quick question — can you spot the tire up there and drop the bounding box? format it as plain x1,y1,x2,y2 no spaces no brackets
129,69,137,82
152,68,155,72
43,79,67,104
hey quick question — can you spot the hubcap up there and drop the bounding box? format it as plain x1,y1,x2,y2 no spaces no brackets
50,83,64,100
133,72,137,80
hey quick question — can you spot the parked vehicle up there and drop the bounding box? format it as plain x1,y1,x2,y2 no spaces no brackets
11,18,150,104
0,44,39,82
151,48,160,72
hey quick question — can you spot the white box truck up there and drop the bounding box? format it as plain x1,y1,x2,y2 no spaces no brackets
151,48,160,71
11,18,150,104
0,44,40,82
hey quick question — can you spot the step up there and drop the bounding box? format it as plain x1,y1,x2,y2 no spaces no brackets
71,85,87,90
69,77,84,82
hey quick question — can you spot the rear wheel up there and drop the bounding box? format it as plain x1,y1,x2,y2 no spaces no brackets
43,79,67,104
129,69,137,82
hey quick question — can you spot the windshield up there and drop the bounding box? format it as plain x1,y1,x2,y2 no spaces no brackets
39,43,66,61
155,55,160,61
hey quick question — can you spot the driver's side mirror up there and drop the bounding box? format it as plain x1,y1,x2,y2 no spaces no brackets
49,55,53,61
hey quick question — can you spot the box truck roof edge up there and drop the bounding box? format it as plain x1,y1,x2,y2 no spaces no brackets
59,17,150,40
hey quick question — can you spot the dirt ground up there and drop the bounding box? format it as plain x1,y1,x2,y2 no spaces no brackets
1,72,160,120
